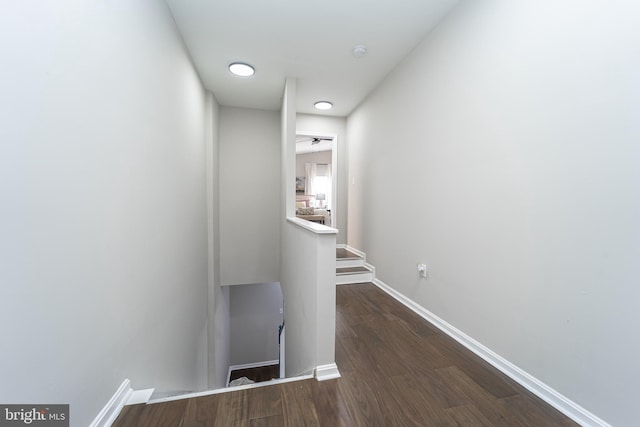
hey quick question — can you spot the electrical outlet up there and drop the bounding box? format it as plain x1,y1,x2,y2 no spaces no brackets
417,263,428,278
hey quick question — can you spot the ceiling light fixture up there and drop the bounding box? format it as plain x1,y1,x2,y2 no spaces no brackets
228,62,255,77
314,101,333,110
352,45,368,58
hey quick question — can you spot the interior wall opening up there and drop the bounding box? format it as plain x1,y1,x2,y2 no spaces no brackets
226,282,284,386
294,133,337,228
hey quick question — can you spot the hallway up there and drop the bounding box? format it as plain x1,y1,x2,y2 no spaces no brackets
113,283,576,426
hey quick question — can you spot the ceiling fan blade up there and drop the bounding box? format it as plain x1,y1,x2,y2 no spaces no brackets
296,137,332,144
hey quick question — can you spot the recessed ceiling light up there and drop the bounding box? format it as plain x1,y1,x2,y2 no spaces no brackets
228,62,255,77
314,101,333,110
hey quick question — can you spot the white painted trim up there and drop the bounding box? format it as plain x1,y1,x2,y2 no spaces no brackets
336,272,373,285
89,379,133,427
371,276,611,427
287,216,338,234
315,363,341,381
336,243,347,249
336,258,364,268
226,359,280,386
336,266,371,276
125,388,155,406
147,374,314,404
364,262,375,275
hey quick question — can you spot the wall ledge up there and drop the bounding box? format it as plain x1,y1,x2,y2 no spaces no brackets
287,216,338,234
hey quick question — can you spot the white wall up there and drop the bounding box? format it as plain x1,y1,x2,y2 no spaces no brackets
347,1,640,425
281,81,338,378
205,93,230,389
296,150,332,178
229,283,283,366
219,107,281,286
281,221,337,377
297,114,348,244
211,285,230,388
282,79,298,220
0,1,213,425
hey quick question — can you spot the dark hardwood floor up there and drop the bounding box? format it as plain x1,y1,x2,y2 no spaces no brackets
113,283,578,426
336,248,360,259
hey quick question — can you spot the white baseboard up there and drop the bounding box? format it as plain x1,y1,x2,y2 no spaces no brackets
364,262,375,276
148,374,314,404
89,379,133,427
372,276,611,427
126,388,155,405
315,363,341,381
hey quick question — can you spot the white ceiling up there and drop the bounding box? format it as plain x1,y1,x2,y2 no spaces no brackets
296,135,333,154
165,0,457,117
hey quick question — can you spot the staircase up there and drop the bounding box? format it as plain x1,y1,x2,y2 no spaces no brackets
336,247,373,285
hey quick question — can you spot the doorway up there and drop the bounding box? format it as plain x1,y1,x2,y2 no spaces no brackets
295,132,337,228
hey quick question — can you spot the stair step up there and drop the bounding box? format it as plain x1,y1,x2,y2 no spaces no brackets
336,247,372,285
336,266,371,275
336,248,361,260
336,265,373,285
336,248,364,268
336,258,364,268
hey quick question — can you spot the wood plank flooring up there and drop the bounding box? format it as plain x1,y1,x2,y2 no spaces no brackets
113,283,578,426
336,248,360,259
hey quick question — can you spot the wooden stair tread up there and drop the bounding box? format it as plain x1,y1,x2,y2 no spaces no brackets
336,248,361,260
